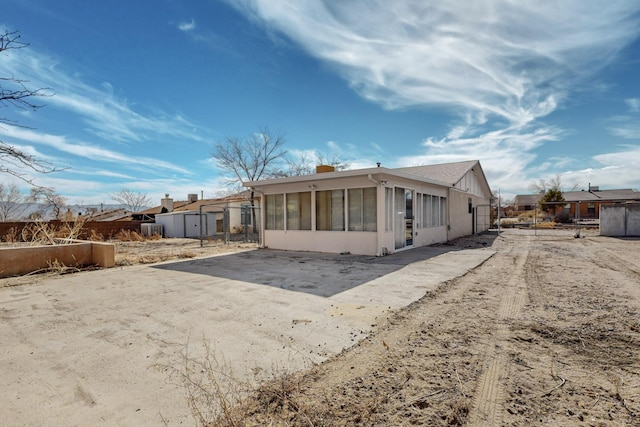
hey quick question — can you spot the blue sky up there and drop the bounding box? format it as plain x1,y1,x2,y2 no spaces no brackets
1,0,640,206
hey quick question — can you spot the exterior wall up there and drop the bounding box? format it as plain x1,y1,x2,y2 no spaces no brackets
447,189,490,240
600,203,640,236
568,200,615,219
0,240,115,278
156,212,218,238
252,168,491,255
264,230,377,255
255,174,452,256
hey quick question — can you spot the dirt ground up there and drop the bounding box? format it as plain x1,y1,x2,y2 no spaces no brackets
2,231,639,426
222,229,640,426
113,238,258,266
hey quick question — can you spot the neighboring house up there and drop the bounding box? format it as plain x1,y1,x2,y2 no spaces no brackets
83,208,131,221
243,160,493,256
514,186,640,219
142,193,259,238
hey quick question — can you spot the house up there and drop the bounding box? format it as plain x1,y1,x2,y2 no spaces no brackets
141,193,260,238
514,186,640,219
243,160,493,256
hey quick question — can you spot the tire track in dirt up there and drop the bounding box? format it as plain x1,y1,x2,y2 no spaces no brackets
468,235,531,426
582,238,640,281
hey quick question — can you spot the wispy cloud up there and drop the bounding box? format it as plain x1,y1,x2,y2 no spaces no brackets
233,1,639,125
609,122,640,139
0,46,208,145
626,98,640,113
0,125,192,175
178,19,196,32
231,0,640,192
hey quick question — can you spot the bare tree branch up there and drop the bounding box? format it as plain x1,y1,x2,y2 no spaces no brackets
213,127,287,186
0,182,26,221
28,186,66,219
110,189,152,213
1,30,58,183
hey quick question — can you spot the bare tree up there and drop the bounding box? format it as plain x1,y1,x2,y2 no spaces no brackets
110,189,152,213
0,182,25,221
529,174,578,194
1,30,57,182
213,127,287,232
271,152,351,178
28,186,66,219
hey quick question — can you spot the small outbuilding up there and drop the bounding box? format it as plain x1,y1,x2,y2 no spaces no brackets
243,160,493,256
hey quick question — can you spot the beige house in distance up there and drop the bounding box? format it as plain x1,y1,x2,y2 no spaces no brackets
243,160,493,256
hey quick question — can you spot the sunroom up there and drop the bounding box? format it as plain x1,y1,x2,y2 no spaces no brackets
244,160,492,256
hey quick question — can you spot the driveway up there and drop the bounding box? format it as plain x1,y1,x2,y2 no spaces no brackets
0,244,495,426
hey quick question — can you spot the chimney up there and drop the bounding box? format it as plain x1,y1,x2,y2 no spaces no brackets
187,193,198,203
161,194,174,213
316,165,335,173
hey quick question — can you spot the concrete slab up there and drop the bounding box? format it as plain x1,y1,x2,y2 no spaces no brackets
0,246,495,426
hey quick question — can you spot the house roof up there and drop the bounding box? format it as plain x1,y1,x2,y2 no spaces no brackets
137,201,191,216
138,192,260,216
85,208,132,221
244,160,489,194
564,188,639,202
515,188,640,207
395,160,479,186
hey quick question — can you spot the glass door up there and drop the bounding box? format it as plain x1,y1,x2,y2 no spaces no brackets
394,188,414,249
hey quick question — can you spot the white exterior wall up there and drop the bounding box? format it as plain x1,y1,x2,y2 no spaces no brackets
601,203,640,236
155,211,217,238
264,230,377,254
256,173,452,256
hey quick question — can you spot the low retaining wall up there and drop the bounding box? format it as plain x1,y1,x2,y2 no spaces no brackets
0,240,115,278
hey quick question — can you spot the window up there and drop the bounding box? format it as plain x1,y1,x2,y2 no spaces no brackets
385,187,393,231
431,195,439,227
416,193,422,228
587,202,596,214
241,204,252,226
422,194,430,227
286,192,311,230
440,196,447,226
348,187,377,231
265,194,284,230
316,190,344,231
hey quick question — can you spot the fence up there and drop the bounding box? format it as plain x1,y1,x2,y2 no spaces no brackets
0,220,151,241
199,204,261,246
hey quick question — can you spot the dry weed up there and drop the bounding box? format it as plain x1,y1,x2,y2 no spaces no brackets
114,229,145,242
3,227,18,243
159,340,247,427
87,229,104,241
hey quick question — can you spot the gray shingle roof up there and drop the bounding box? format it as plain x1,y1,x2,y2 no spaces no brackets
395,160,478,186
515,188,640,207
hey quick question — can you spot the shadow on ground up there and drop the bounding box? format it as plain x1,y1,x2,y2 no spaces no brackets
153,232,498,297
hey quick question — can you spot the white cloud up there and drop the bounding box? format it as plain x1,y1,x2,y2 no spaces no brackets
178,19,196,32
626,98,640,113
0,45,208,144
0,125,192,175
521,145,640,192
230,1,640,194
608,114,640,139
232,1,639,126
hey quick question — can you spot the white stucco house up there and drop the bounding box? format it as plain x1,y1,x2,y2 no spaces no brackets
243,160,493,256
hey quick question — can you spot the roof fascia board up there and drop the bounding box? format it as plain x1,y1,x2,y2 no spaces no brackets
244,167,452,189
